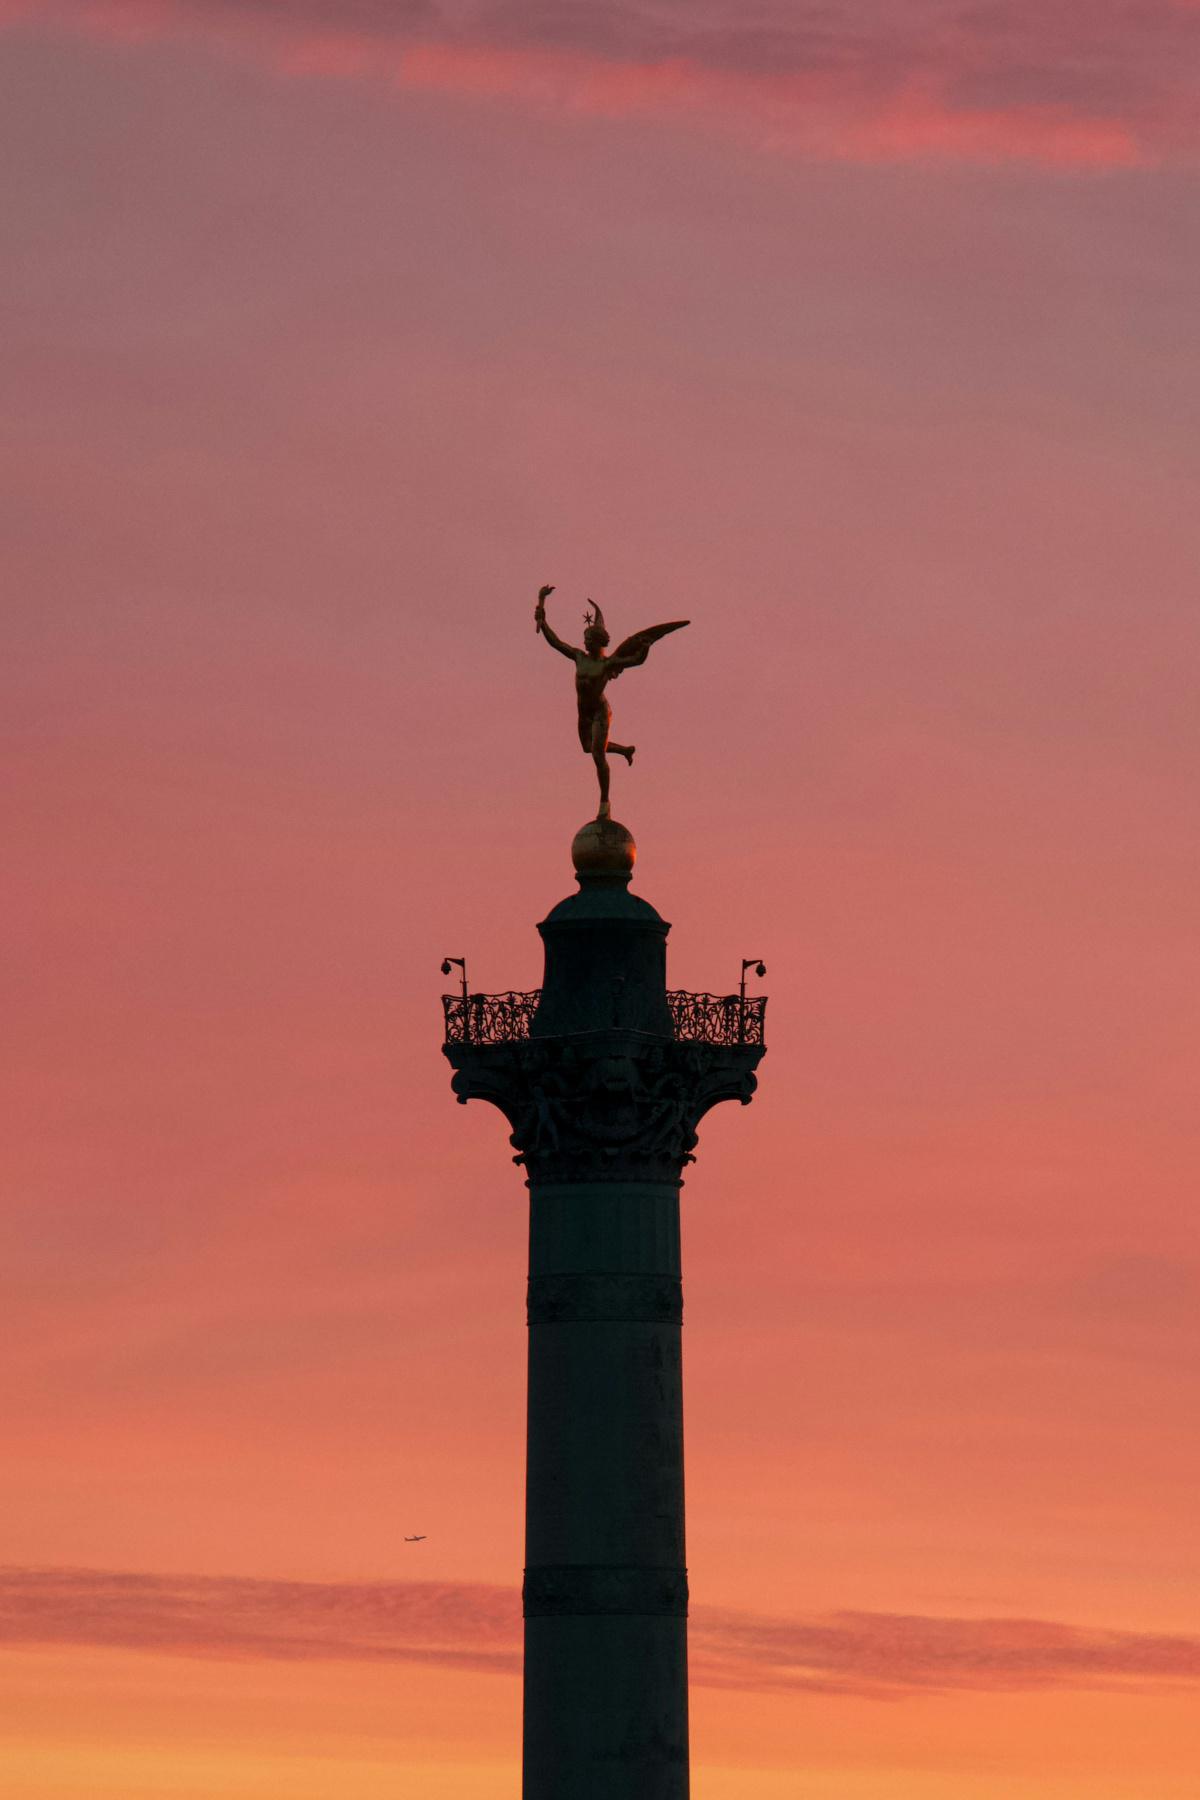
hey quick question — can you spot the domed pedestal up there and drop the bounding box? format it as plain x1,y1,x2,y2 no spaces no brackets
571,816,636,879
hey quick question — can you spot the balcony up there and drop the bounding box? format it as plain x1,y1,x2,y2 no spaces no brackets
442,988,766,1048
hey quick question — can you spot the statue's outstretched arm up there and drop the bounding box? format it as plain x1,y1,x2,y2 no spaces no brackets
535,585,581,660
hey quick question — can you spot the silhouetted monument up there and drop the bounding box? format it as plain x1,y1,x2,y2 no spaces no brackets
442,588,766,1798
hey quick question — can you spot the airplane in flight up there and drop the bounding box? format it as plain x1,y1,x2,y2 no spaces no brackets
404,1534,427,1542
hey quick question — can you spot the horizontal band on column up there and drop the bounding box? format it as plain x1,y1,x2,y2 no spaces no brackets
523,1564,688,1618
527,1273,683,1325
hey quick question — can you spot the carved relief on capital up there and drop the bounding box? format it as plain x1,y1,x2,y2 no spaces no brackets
445,1033,761,1183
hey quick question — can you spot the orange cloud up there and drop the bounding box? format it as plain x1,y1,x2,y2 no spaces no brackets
4,0,1191,166
0,1566,522,1675
5,1568,1198,1700
692,1606,1200,1698
392,44,1147,168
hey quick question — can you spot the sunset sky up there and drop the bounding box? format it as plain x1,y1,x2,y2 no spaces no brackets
3,3,1199,1795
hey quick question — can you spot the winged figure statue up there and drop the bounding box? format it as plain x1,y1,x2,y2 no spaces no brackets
534,584,689,818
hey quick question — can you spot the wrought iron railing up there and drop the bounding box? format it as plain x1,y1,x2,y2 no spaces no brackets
442,988,766,1047
668,990,767,1047
442,989,541,1046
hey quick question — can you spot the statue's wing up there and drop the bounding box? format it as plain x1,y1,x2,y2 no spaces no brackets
609,619,690,674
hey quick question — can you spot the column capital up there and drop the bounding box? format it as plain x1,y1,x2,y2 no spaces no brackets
445,1028,762,1184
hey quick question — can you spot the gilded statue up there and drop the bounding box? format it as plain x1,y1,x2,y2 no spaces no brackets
534,585,689,818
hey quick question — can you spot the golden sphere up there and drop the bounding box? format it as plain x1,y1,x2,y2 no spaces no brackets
571,816,637,878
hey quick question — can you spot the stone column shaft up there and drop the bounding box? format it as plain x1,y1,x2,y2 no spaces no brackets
523,1180,687,1800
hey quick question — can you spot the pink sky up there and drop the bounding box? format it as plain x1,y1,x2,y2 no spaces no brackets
3,3,1199,1795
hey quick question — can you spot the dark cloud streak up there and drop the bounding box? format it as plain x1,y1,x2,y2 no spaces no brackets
693,1605,1200,1697
3,1567,1198,1699
175,0,1200,113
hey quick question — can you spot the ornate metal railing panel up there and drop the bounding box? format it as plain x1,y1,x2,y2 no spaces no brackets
443,990,541,1046
443,988,766,1048
667,990,767,1047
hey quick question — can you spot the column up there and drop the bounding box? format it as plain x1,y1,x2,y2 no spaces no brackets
523,1178,688,1799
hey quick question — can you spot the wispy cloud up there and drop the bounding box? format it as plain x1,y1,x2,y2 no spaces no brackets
6,0,1199,166
0,1566,522,1674
4,1567,1198,1699
692,1604,1200,1698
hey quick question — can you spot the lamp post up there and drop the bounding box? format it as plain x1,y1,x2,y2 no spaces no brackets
441,957,468,1039
739,958,766,1044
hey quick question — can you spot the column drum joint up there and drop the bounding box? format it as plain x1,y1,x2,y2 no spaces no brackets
527,1272,683,1324
524,1564,689,1617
